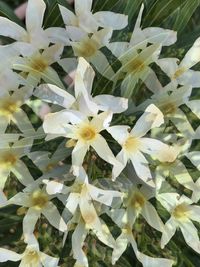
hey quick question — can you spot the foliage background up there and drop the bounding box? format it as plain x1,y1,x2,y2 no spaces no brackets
0,0,200,266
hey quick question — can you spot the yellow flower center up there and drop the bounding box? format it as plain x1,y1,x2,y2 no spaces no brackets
30,56,48,73
172,67,186,79
78,125,97,142
72,182,84,194
160,102,177,116
130,191,146,210
123,136,141,153
0,99,21,116
172,203,190,220
0,152,18,169
125,58,146,74
82,211,97,225
23,248,40,265
45,163,57,172
74,39,99,58
122,225,132,235
66,139,77,148
31,190,49,210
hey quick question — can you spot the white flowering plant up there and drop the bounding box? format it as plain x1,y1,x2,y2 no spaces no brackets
0,0,200,266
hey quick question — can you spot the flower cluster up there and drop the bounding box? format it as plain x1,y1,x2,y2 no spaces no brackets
0,0,200,266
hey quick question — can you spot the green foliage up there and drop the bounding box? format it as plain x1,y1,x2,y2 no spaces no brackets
0,0,23,25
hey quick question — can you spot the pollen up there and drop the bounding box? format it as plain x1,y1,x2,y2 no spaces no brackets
0,152,18,169
0,99,20,116
31,190,49,210
172,203,190,220
173,67,186,79
78,124,97,142
125,58,146,74
130,191,146,210
23,248,40,265
82,211,97,225
30,56,48,73
160,102,177,116
74,39,99,58
123,136,141,153
66,139,77,148
45,163,57,172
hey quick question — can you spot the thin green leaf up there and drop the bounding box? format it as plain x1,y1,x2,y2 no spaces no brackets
173,0,200,33
0,0,23,26
143,0,187,27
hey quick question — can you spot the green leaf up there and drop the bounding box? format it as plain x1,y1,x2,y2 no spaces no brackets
143,0,188,27
43,0,73,28
173,0,200,34
0,0,23,26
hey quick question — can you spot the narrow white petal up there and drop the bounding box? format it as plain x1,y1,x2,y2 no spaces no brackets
72,141,88,167
112,233,128,264
161,218,177,248
93,11,128,30
0,17,26,40
75,0,92,15
72,221,88,267
181,37,200,69
43,202,67,232
141,202,164,232
40,252,59,267
0,248,21,262
94,95,128,113
26,0,46,33
180,220,200,253
23,208,40,242
130,152,152,181
91,135,116,165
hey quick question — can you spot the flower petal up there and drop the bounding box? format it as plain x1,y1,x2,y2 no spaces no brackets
93,11,128,30
181,37,200,69
72,221,88,267
91,134,117,166
42,202,68,232
180,220,200,253
161,217,177,248
0,248,21,262
26,0,46,33
94,95,128,113
0,17,26,40
23,208,40,243
141,202,164,232
130,151,152,182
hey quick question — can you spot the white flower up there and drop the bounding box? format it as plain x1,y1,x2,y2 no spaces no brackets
0,0,69,53
107,104,175,181
0,69,24,95
155,145,198,201
59,0,128,33
0,235,59,266
0,87,36,135
137,83,195,137
36,57,128,115
124,185,164,232
59,28,115,80
129,4,177,48
8,181,67,242
13,44,64,88
158,193,200,253
108,204,173,267
108,42,162,97
0,137,34,190
43,109,120,168
157,37,200,88
44,167,122,266
28,140,71,177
